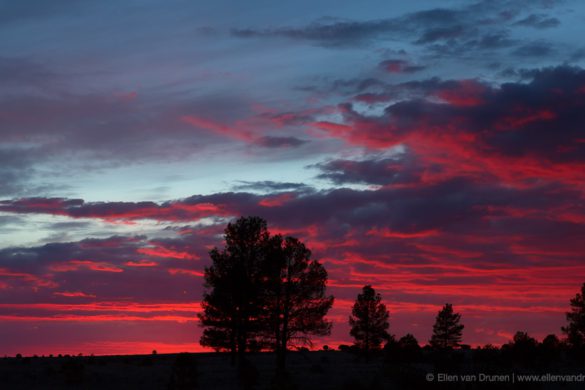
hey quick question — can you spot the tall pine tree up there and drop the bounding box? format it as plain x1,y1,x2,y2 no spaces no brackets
429,303,464,349
198,217,270,365
349,285,390,358
562,282,585,348
266,236,334,370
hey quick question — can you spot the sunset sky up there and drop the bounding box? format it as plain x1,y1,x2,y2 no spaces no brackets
1,0,585,356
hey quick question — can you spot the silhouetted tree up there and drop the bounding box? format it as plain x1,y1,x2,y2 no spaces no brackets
265,235,334,370
386,333,421,363
429,304,464,349
349,285,390,359
562,282,585,349
198,216,271,366
540,334,561,365
199,216,333,370
511,331,538,350
502,331,538,366
398,334,420,351
541,334,560,350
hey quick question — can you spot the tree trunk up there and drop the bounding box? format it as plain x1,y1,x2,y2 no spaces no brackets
236,305,246,367
274,283,283,371
279,310,288,371
364,305,370,362
230,323,237,366
237,329,246,367
278,258,292,371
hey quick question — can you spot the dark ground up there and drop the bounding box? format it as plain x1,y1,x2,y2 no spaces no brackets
1,350,584,389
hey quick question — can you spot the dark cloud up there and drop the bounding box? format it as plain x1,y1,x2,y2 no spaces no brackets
254,136,308,148
231,6,472,47
326,66,585,167
3,173,583,246
0,148,40,197
314,155,420,186
474,32,516,49
231,18,403,47
0,230,217,304
232,180,311,192
231,1,561,55
512,41,555,57
0,214,23,227
415,25,467,44
380,59,426,74
513,14,560,29
47,221,93,230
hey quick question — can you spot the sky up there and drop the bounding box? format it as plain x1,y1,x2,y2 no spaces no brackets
1,0,585,356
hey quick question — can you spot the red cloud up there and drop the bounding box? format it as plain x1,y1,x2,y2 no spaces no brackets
49,260,124,273
367,227,439,239
311,121,353,137
124,260,158,267
168,268,204,277
137,246,199,260
435,79,487,107
0,268,57,288
53,291,96,298
0,197,232,222
259,192,295,207
181,115,254,141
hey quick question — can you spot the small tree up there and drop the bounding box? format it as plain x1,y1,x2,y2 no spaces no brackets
429,303,464,349
562,282,585,349
349,285,390,358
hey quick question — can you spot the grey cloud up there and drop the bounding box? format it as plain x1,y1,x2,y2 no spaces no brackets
513,14,560,29
254,136,308,148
